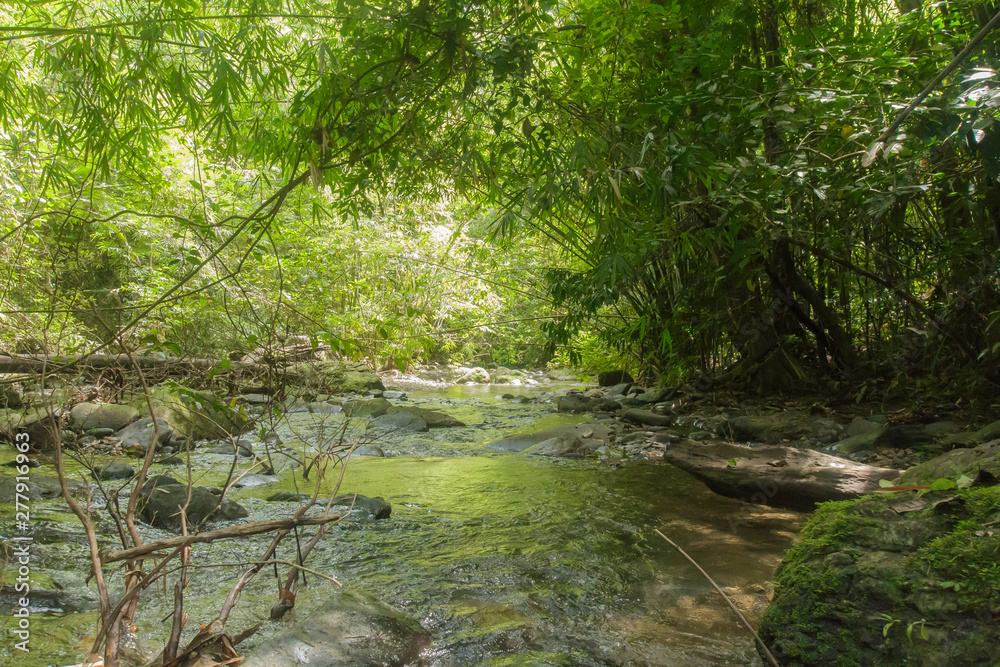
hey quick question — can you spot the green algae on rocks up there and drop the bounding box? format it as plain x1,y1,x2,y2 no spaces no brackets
758,487,1000,666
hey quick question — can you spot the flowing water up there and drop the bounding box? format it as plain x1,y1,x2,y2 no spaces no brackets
1,385,804,666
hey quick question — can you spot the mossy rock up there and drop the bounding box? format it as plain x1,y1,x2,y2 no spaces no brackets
385,405,465,428
343,398,391,417
291,360,385,394
758,487,1000,666
836,428,884,455
132,383,247,441
899,441,1000,486
2,385,22,409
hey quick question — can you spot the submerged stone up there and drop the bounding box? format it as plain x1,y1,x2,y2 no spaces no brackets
372,411,428,432
139,479,247,530
241,591,429,667
385,405,465,427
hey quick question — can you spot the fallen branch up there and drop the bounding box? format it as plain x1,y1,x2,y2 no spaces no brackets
102,514,343,564
0,353,279,376
179,559,340,585
654,529,781,667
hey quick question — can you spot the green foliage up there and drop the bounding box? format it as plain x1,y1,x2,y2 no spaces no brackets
3,0,1000,387
481,0,1000,387
0,0,561,365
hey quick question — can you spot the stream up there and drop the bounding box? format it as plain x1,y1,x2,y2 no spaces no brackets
1,384,804,666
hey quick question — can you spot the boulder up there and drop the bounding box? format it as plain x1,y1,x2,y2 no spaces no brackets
620,408,673,427
623,386,675,405
847,416,882,437
330,493,392,520
290,360,385,394
1,408,61,451
899,440,1000,486
874,424,934,449
1,385,22,409
343,398,391,417
69,402,139,432
241,591,429,667
545,369,576,381
371,412,428,432
135,384,247,442
524,434,603,458
382,390,407,400
661,440,900,511
267,450,303,472
267,491,311,502
95,462,135,481
604,381,632,397
456,366,490,384
486,422,612,453
139,479,248,530
353,445,385,457
141,475,183,493
1,573,100,614
233,474,279,488
597,370,633,386
758,487,1000,666
116,418,173,452
306,401,343,414
0,474,88,501
718,411,843,444
974,419,1000,442
835,428,884,455
385,406,465,428
204,441,254,458
556,395,592,413
556,395,621,414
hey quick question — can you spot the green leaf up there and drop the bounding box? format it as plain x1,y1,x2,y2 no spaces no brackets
928,478,957,491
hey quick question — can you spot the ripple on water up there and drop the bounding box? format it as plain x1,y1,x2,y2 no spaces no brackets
0,390,802,666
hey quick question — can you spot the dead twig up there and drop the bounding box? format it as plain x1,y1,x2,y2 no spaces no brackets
101,514,344,564
654,529,780,667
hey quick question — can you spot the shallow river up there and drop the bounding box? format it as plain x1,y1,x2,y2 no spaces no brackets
1,385,804,666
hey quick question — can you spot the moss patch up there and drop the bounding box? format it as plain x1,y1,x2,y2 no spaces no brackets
758,487,1000,666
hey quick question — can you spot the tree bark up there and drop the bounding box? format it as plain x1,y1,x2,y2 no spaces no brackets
0,353,291,377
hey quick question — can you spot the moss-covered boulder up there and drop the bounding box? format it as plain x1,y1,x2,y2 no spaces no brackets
133,383,247,441
290,359,384,394
899,440,1000,486
758,487,1000,666
343,398,391,417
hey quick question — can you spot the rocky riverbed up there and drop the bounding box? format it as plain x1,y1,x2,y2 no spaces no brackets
1,363,998,666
